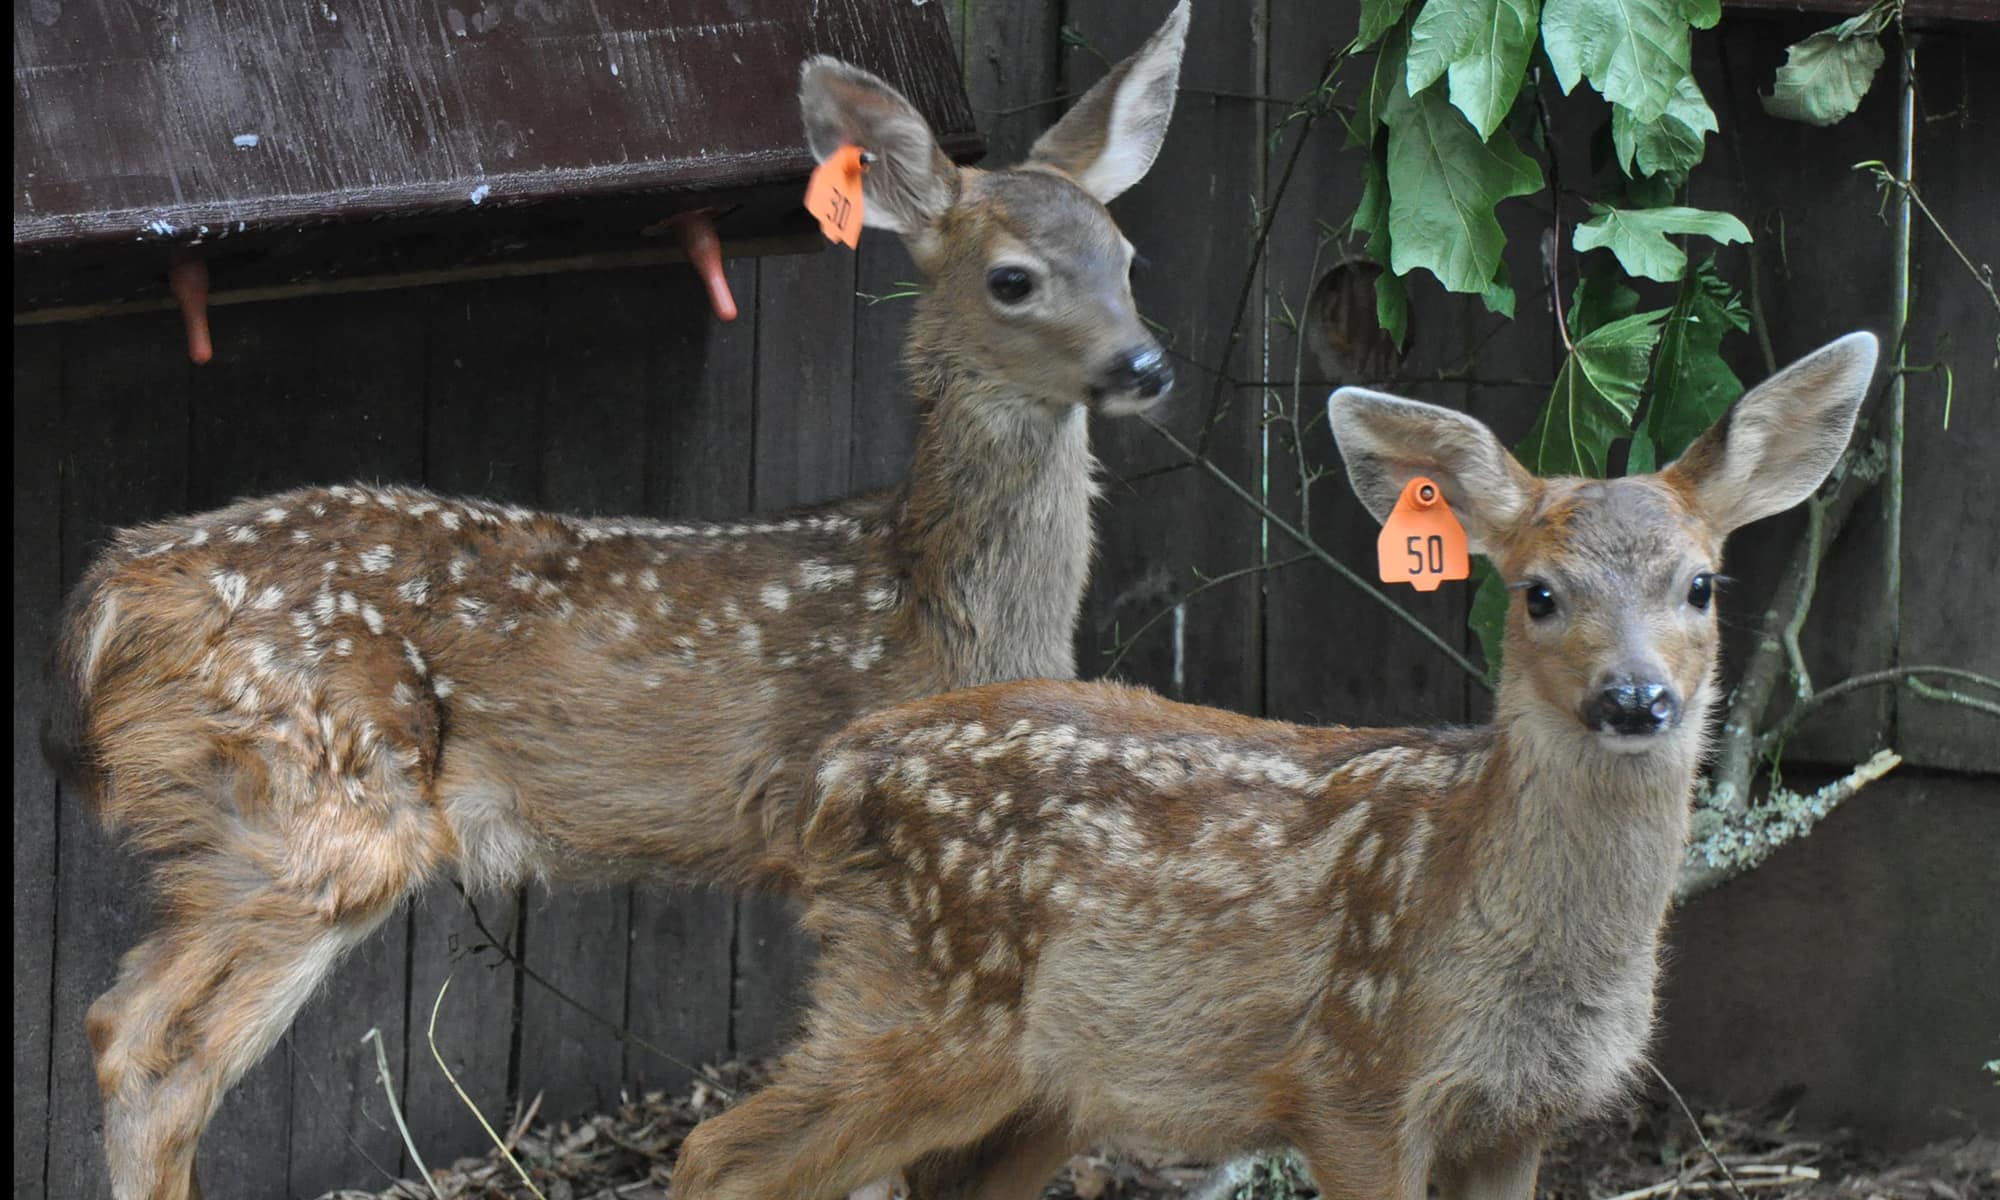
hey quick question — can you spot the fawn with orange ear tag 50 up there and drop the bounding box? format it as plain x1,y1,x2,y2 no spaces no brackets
1377,475,1469,591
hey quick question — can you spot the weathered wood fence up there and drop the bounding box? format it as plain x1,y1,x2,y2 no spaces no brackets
13,3,1996,1195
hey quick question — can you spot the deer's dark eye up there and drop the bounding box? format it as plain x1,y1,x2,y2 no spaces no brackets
1524,583,1557,621
1688,572,1714,610
987,267,1034,304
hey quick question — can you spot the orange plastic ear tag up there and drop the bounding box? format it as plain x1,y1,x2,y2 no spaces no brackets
805,144,867,248
1377,476,1470,592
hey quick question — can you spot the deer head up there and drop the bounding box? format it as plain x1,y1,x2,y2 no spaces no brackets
1331,331,1878,758
798,0,1191,416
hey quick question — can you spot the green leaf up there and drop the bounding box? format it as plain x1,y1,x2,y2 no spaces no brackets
1612,73,1717,177
1406,0,1542,139
1762,27,1885,126
1523,309,1666,476
1358,0,1416,51
1631,258,1748,471
1377,267,1411,350
1352,148,1409,348
1384,81,1543,295
1480,260,1516,318
1572,204,1751,282
1541,0,1714,124
1352,21,1413,145
1467,559,1509,681
1568,255,1642,336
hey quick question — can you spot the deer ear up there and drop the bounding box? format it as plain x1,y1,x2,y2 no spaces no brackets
1328,387,1538,557
1028,0,1190,202
1661,332,1876,536
799,57,961,238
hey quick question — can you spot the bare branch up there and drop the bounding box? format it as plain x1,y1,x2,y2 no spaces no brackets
1678,749,1903,902
1142,419,1494,688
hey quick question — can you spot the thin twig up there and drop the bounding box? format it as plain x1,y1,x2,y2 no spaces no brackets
362,1028,443,1200
1197,48,1348,456
1756,665,2000,756
1104,553,1313,676
1143,419,1493,688
454,885,739,1102
1650,1063,1751,1200
427,977,548,1200
1856,162,2000,324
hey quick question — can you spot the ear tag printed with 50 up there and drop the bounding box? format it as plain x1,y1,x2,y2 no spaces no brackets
1377,476,1470,592
805,144,868,248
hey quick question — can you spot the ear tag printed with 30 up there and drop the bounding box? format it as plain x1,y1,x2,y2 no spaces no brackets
805,144,868,248
1377,476,1470,592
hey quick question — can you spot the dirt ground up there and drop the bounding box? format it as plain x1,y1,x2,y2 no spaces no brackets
328,1063,1998,1200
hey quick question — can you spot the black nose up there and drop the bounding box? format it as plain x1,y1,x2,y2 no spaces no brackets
1100,347,1174,399
1586,681,1680,736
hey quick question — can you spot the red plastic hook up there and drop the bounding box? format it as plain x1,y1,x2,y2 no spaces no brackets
669,211,737,323
168,259,213,364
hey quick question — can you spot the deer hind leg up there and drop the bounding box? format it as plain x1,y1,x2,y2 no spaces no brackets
674,1023,1031,1200
902,1111,1082,1200
87,844,419,1200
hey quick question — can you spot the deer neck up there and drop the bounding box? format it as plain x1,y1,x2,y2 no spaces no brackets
892,359,1099,686
1465,676,1703,975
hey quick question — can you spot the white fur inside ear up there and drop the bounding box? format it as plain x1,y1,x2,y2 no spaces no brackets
1073,0,1190,201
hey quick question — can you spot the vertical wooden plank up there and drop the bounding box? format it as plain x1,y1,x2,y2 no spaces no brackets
46,314,207,1200
1069,0,1265,717
13,326,64,1199
1693,20,1903,763
626,261,759,1096
849,245,922,495
731,248,859,1061
511,272,653,1123
1897,40,1998,772
405,277,550,1165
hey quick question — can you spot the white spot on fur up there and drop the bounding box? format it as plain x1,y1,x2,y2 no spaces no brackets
849,637,886,672
402,638,427,677
437,510,462,531
638,568,661,591
361,604,385,635
358,544,395,573
760,582,791,611
187,527,212,546
227,525,259,543
261,506,289,524
209,570,249,610
796,559,856,591
252,584,286,610
398,577,431,606
863,581,897,612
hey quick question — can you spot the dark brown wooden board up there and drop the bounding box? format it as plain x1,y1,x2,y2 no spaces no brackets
14,0,981,310
1693,18,1905,766
1259,0,1494,734
12,326,64,1198
1722,0,1999,28
1068,0,1265,720
1897,43,2000,772
44,321,212,1199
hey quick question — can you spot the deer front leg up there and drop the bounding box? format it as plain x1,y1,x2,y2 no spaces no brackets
1433,1141,1541,1200
1291,1118,1430,1200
